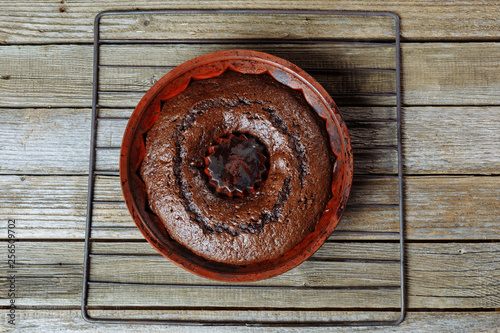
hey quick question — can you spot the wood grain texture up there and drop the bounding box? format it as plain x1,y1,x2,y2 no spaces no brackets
90,241,401,261
82,310,402,327
96,42,500,106
0,0,500,44
98,65,397,95
2,310,498,332
0,241,498,309
98,12,396,41
1,106,499,175
1,175,498,240
91,175,500,241
0,175,88,239
92,175,400,204
87,284,402,308
0,108,91,175
97,106,399,120
2,43,500,107
0,45,92,107
89,203,400,241
402,43,500,105
97,90,396,108
1,0,499,329
95,119,397,149
88,256,401,288
403,106,500,175
99,44,396,69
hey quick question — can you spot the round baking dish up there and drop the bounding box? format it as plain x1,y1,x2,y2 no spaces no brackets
120,50,353,282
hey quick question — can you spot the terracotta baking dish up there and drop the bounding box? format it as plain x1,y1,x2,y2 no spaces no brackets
120,50,353,282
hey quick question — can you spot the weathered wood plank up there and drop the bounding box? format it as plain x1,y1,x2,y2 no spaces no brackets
407,244,500,309
97,106,398,121
98,12,396,41
1,175,498,240
97,91,396,108
92,175,400,204
405,176,500,240
5,310,500,332
91,174,497,241
98,43,500,106
0,242,498,309
97,43,500,106
0,45,92,107
86,284,401,308
98,66,396,95
0,176,88,238
88,105,500,175
89,203,400,240
83,309,401,327
0,108,91,175
95,118,397,149
92,174,500,242
3,106,499,175
0,1,499,44
96,87,396,108
99,44,396,69
2,43,500,107
403,106,500,175
88,258,401,288
90,241,401,261
403,43,500,105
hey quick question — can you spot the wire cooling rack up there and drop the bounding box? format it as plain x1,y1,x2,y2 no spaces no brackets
83,9,404,327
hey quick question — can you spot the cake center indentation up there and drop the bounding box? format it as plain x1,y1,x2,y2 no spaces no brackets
205,133,268,197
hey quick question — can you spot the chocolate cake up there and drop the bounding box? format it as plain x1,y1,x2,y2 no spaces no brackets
140,70,335,265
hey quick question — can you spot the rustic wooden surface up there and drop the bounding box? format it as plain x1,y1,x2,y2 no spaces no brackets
1,1,499,332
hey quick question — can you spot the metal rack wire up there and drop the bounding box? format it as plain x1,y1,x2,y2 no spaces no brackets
83,9,404,327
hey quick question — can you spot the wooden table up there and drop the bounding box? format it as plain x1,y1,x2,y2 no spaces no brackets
1,1,499,332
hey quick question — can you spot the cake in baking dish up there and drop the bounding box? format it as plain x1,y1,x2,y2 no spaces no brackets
140,70,335,265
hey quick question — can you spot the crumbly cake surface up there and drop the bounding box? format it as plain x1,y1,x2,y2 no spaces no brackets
140,71,334,265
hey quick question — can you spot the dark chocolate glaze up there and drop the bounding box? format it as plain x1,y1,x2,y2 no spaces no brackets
140,71,334,265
